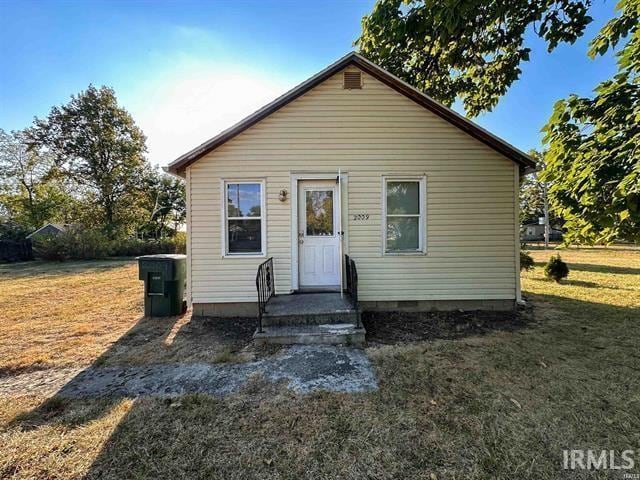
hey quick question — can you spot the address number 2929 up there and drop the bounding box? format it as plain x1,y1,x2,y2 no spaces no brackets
353,214,369,221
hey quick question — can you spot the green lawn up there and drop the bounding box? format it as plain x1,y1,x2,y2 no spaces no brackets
0,248,638,479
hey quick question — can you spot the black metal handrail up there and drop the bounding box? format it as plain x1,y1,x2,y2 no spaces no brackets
345,254,360,327
256,257,275,333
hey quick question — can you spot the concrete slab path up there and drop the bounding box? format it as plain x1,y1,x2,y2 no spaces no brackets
0,346,378,398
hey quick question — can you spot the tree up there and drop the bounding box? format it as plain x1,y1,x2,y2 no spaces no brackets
28,85,148,234
0,129,73,229
542,0,640,244
357,0,592,116
520,151,546,221
140,166,186,238
520,150,562,223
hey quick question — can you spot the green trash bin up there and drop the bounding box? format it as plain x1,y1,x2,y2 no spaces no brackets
138,254,187,317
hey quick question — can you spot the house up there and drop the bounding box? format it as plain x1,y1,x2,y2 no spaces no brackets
26,223,69,240
167,52,535,342
521,221,563,242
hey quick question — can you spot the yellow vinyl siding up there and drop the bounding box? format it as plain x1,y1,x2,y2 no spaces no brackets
188,66,518,304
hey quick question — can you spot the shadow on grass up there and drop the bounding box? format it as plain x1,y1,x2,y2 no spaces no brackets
525,291,640,324
567,263,640,275
561,279,602,288
531,261,640,276
525,244,640,252
3,290,640,479
8,311,255,433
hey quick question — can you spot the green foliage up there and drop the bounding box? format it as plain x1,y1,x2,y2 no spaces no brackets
519,151,547,219
173,231,186,254
542,0,640,244
357,0,592,116
138,166,186,238
33,228,112,261
3,87,185,244
0,129,76,230
110,234,186,257
0,221,31,241
28,85,148,233
520,251,535,271
544,254,569,282
33,228,185,261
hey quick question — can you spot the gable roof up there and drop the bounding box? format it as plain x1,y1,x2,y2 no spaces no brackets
26,223,68,239
166,52,536,176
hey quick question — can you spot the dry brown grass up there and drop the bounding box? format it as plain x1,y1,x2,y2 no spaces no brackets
0,260,142,376
0,260,254,378
0,250,639,479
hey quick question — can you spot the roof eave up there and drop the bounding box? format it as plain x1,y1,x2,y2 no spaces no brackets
166,52,536,174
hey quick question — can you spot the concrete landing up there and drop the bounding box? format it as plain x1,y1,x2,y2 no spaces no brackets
265,293,354,316
262,293,358,326
254,323,365,346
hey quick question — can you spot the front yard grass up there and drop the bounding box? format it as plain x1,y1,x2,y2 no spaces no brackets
0,248,638,479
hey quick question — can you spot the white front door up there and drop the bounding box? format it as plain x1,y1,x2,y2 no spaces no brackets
298,180,340,289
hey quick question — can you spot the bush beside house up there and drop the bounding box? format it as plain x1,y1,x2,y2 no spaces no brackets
520,251,535,271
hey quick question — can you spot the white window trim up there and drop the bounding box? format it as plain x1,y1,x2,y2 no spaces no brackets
221,179,267,258
381,175,427,255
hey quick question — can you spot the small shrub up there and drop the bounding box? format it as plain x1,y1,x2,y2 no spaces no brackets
544,254,569,282
520,251,534,271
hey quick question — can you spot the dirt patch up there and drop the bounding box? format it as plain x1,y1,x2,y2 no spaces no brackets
362,302,534,345
97,315,258,367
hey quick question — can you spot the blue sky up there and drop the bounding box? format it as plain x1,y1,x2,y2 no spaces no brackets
0,0,619,166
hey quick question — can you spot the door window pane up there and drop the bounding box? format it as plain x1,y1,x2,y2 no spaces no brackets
386,181,420,214
227,183,261,217
306,190,334,236
386,217,419,251
228,219,261,253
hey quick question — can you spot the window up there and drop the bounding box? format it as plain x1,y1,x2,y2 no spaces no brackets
223,181,265,256
383,177,426,253
305,189,334,236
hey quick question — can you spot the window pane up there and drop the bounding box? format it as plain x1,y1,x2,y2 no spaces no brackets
228,219,261,253
306,190,333,236
386,217,419,251
227,183,261,217
386,181,420,215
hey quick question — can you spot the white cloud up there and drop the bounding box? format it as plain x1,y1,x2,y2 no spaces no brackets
127,58,293,167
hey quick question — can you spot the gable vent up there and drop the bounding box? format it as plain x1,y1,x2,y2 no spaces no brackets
343,71,362,89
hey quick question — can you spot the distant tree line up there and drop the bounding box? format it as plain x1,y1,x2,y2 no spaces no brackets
0,85,185,249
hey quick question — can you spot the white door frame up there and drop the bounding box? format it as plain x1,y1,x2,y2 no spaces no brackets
290,172,347,291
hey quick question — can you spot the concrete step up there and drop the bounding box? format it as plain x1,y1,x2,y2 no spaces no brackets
253,323,366,346
263,311,358,327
